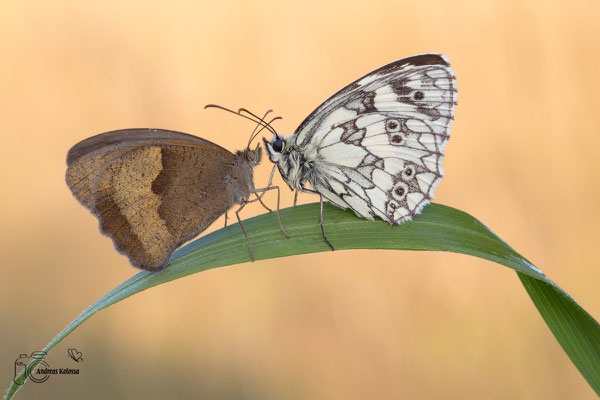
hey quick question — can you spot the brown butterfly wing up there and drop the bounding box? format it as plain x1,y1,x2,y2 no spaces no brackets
66,129,241,271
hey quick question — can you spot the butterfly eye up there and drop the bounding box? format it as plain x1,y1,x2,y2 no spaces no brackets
272,139,284,152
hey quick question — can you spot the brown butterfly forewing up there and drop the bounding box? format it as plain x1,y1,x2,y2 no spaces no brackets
66,128,287,271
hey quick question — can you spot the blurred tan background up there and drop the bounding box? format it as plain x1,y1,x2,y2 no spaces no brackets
1,0,599,398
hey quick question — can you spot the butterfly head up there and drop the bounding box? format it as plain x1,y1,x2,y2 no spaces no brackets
237,143,262,167
262,133,287,163
263,133,306,191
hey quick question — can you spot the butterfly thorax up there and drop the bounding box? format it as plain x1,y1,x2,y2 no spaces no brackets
230,145,262,203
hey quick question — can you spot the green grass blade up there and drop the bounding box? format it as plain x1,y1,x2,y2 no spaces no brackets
6,203,600,399
519,274,600,394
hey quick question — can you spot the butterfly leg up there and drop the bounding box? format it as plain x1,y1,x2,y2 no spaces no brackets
249,186,290,238
235,201,255,262
300,187,334,251
254,193,272,212
272,185,290,238
255,164,277,201
244,164,290,238
224,211,228,227
318,193,335,251
293,191,299,207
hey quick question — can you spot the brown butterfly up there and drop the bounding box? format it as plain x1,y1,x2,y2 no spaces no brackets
66,109,288,271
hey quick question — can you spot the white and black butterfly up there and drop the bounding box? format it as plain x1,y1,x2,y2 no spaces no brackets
263,54,457,249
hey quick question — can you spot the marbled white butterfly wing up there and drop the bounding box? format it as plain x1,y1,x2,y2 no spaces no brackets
293,54,456,224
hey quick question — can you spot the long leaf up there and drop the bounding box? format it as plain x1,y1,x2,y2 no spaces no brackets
5,203,600,399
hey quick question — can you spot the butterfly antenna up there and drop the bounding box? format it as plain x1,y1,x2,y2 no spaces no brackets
247,116,283,147
246,109,273,148
238,108,278,135
204,104,276,134
238,107,282,143
246,115,283,147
